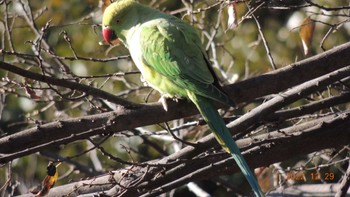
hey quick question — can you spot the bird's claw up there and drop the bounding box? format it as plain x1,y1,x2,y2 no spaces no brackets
140,76,149,86
159,95,168,111
159,95,182,111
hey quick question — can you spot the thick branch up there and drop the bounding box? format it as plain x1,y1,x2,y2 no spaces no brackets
149,64,350,162
16,113,350,197
1,42,350,162
224,41,350,103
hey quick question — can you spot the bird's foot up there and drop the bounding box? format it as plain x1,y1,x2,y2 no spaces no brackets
140,76,149,86
159,95,169,111
159,95,182,111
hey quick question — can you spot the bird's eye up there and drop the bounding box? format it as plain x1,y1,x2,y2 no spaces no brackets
116,19,121,24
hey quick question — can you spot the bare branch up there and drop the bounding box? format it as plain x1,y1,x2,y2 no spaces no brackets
335,161,350,197
0,61,137,107
1,42,350,162
15,113,350,197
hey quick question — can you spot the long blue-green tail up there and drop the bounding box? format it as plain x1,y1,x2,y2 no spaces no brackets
188,92,265,197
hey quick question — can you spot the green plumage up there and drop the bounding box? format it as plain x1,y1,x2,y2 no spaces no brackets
140,19,234,105
102,1,264,196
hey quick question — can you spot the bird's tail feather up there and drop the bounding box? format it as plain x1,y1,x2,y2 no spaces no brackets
187,92,264,197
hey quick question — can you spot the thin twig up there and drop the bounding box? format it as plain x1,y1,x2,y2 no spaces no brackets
250,8,277,70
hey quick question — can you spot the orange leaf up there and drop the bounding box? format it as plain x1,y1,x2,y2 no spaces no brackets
299,16,315,55
24,86,41,99
22,81,40,99
101,0,112,13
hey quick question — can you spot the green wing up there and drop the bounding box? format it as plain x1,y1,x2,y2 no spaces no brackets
140,18,233,105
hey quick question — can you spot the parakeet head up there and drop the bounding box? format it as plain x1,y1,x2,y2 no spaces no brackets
102,0,138,44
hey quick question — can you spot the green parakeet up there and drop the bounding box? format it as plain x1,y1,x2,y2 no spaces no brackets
102,0,264,196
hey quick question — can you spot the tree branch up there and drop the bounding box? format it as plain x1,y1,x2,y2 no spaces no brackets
1,42,350,163
0,60,137,108
336,161,350,197
15,113,350,197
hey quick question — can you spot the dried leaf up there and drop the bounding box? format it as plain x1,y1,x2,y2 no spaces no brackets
227,2,238,30
256,167,274,192
299,16,315,55
23,84,40,99
101,0,112,13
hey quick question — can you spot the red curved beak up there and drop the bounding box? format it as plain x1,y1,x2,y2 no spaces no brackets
102,26,117,45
